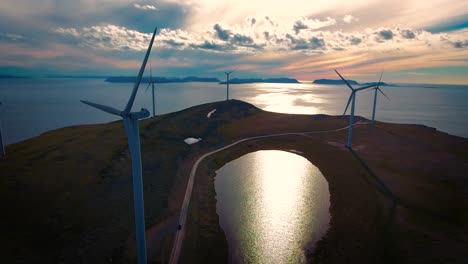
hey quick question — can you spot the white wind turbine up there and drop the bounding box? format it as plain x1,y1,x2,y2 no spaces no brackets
0,101,4,157
146,62,156,117
370,72,390,127
335,69,376,148
224,71,233,100
81,27,158,264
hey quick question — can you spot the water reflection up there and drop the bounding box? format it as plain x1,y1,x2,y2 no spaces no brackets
215,150,330,263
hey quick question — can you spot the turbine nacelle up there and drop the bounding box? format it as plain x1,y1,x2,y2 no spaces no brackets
335,69,378,115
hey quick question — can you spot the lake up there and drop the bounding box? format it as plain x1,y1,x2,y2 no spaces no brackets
0,78,467,145
215,150,330,263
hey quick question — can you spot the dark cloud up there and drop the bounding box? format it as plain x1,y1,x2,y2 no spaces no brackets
263,31,270,40
9,1,191,34
310,37,325,49
286,34,313,50
251,18,256,25
108,2,191,32
401,29,415,39
293,20,308,34
230,34,264,50
214,24,231,41
350,36,362,45
190,41,230,51
378,29,394,40
232,34,253,45
453,40,468,48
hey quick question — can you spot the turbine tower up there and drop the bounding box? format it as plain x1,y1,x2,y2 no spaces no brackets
146,62,156,117
224,71,233,100
0,101,4,157
371,72,390,127
335,69,376,148
81,27,158,264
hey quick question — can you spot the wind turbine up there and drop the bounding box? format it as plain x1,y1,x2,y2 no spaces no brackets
81,27,158,264
370,72,390,127
224,71,233,100
146,62,156,117
0,101,4,157
335,69,376,148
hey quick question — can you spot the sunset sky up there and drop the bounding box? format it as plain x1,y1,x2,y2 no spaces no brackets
0,0,467,84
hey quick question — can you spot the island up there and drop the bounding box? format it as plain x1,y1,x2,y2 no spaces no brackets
361,81,397,86
1,100,467,263
313,79,359,85
219,77,299,84
105,76,221,83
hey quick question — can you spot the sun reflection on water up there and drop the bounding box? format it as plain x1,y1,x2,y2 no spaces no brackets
236,83,325,115
215,150,330,263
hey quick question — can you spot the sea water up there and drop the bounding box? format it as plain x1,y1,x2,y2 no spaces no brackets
0,78,467,145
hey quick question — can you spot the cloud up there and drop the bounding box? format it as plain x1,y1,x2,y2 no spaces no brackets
213,24,231,41
133,3,159,11
310,37,325,49
401,29,416,39
52,18,466,59
0,33,27,42
163,39,185,48
293,20,308,34
343,15,358,24
377,29,394,40
54,25,151,51
349,36,362,45
232,34,254,46
190,41,231,51
453,40,468,48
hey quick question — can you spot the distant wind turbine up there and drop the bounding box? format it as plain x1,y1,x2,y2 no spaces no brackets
146,62,156,117
335,69,376,148
81,27,158,264
370,72,390,127
224,71,233,100
0,101,4,157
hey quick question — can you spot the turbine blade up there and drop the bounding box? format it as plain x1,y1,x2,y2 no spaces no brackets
378,88,390,101
81,100,122,116
343,93,353,115
145,82,151,92
356,84,377,91
334,69,354,90
377,71,383,89
124,26,158,114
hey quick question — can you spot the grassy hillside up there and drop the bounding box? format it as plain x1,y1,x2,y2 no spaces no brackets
1,99,467,263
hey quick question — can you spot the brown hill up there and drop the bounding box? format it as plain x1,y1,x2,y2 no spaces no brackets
1,99,467,263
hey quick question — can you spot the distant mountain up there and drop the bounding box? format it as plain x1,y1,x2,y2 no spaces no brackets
219,77,299,84
313,79,359,85
105,76,220,83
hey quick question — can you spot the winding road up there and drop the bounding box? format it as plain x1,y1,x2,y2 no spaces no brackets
168,123,366,263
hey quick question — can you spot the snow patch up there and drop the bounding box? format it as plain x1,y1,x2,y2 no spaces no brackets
184,138,202,145
207,109,216,118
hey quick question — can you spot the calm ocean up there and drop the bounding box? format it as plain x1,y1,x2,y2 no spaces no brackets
0,78,467,145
